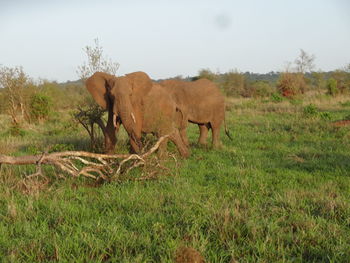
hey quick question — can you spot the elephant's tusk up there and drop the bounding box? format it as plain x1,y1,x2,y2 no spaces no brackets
131,112,136,123
113,114,118,128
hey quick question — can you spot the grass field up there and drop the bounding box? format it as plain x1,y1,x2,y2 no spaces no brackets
0,94,350,262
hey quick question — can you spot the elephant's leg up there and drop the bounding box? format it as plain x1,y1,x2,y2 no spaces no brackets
176,108,189,146
104,110,117,154
198,124,209,145
157,137,169,159
169,129,190,158
180,127,189,146
211,123,221,148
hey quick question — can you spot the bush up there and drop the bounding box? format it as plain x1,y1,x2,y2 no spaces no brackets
340,101,350,107
270,93,284,103
343,114,350,121
222,70,246,97
326,78,339,96
197,68,217,81
302,104,332,120
319,112,332,120
49,143,74,152
8,123,27,137
248,81,276,98
277,72,307,97
303,104,318,117
29,93,52,122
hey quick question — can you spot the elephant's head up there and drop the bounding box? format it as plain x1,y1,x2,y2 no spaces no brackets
85,71,153,149
109,72,152,138
85,72,116,110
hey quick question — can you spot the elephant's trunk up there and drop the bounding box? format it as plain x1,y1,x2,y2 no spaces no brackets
114,97,141,152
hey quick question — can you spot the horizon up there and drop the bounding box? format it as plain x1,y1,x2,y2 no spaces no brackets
1,0,349,82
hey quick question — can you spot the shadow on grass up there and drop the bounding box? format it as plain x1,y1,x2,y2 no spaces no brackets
268,151,350,176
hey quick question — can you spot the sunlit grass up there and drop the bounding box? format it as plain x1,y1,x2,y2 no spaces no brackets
0,95,350,262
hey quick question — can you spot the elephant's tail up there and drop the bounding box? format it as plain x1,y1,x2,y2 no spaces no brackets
224,115,233,140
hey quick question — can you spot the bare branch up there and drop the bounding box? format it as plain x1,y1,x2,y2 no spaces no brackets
0,135,170,182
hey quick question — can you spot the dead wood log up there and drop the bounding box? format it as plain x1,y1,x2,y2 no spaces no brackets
0,135,169,180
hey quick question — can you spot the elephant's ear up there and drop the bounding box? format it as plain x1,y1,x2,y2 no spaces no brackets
85,72,116,109
125,71,152,103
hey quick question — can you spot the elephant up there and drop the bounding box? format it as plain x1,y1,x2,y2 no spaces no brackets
159,78,232,148
85,71,189,157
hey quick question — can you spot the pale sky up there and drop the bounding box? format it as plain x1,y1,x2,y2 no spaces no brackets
1,0,349,82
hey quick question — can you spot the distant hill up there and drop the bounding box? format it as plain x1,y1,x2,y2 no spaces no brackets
58,79,84,87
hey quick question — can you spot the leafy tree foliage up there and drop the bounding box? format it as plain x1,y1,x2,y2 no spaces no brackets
326,78,339,96
311,71,325,93
221,70,246,97
248,80,276,98
29,93,52,122
0,66,33,124
197,68,217,81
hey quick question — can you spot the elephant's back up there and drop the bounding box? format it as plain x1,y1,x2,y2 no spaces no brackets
142,83,177,133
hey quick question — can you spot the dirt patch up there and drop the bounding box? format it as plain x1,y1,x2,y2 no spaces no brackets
332,120,350,127
174,246,205,263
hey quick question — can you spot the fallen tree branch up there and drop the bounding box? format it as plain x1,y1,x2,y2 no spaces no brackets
0,135,169,181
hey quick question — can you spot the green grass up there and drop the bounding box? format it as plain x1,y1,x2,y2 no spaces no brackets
0,96,350,262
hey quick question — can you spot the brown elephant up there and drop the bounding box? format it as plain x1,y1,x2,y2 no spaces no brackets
85,72,189,157
160,79,231,148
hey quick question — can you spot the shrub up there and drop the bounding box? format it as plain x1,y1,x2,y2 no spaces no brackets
27,145,40,155
340,101,350,107
197,68,217,81
29,93,52,122
326,78,339,96
49,143,74,152
319,112,332,120
270,93,284,103
248,81,276,98
73,96,106,151
331,70,350,94
8,123,26,137
303,104,318,117
343,114,350,121
277,72,306,97
222,70,246,97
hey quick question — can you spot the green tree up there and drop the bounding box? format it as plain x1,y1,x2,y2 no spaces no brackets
0,66,32,124
29,93,52,122
326,78,339,96
249,81,276,98
222,70,246,97
311,71,325,94
197,68,217,81
331,69,350,94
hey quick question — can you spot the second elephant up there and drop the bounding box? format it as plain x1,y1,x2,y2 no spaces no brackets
160,78,231,148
